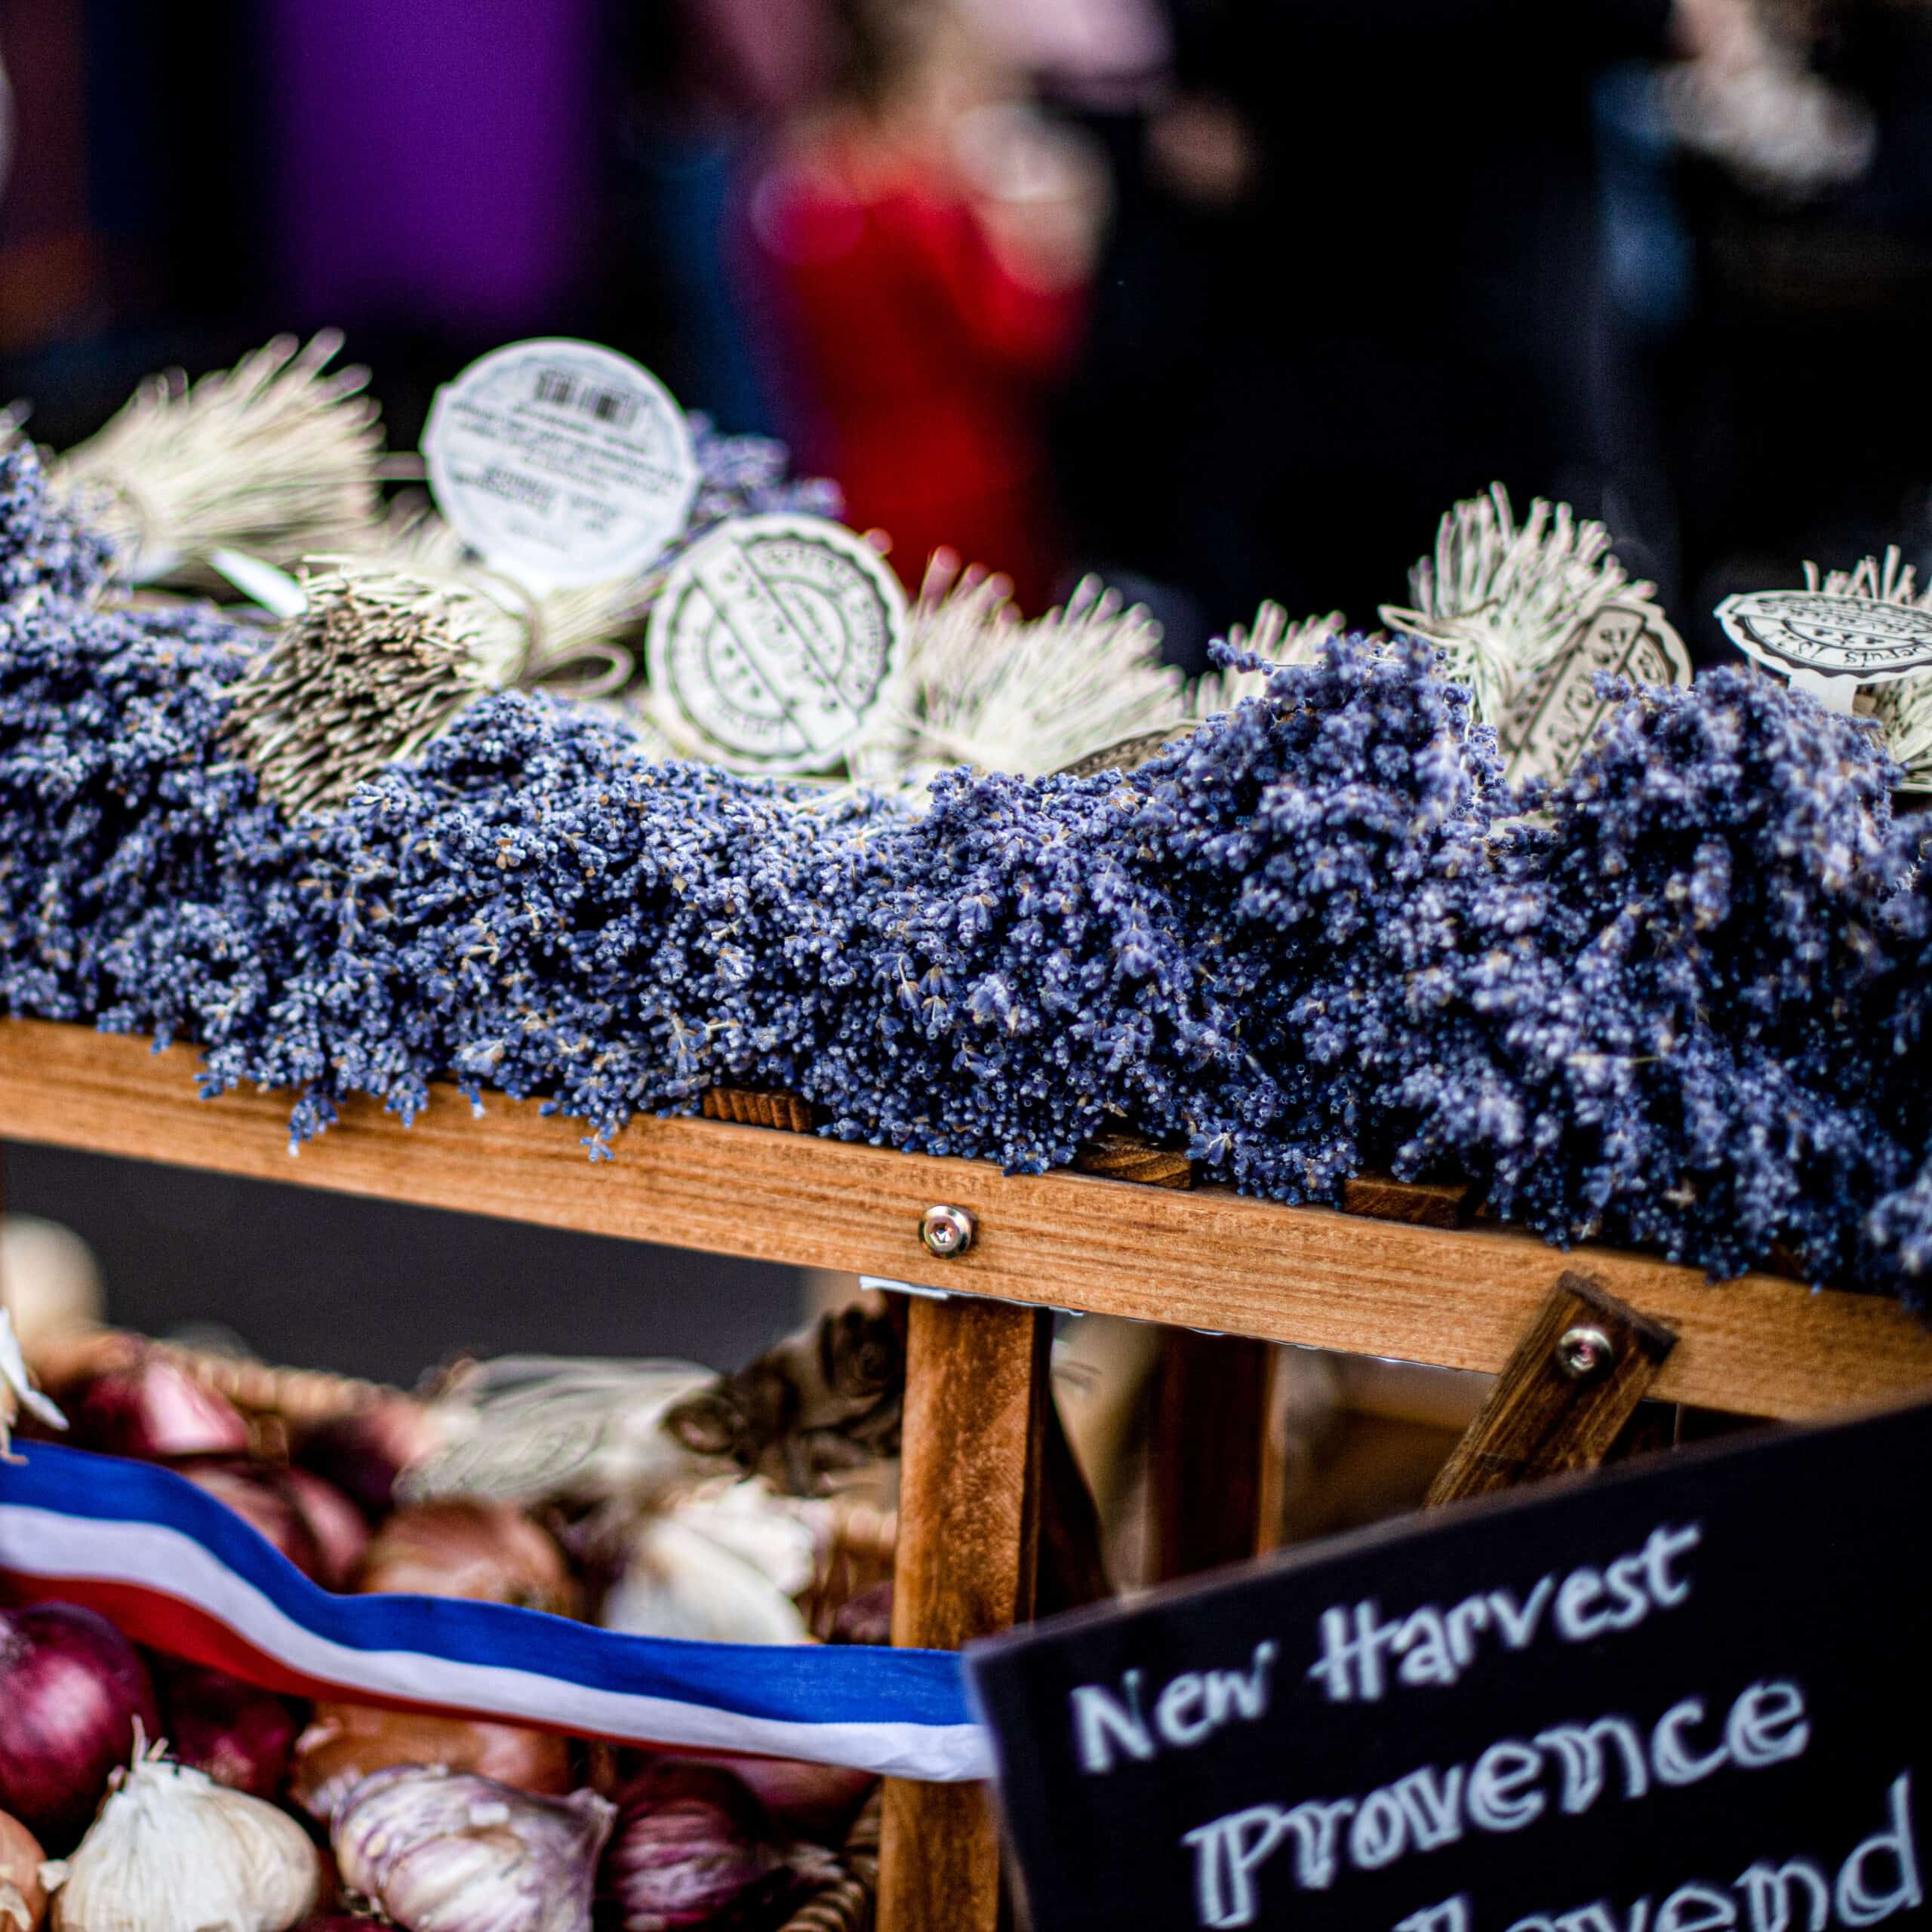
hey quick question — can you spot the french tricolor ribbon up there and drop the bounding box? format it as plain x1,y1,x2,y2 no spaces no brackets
0,1444,988,1783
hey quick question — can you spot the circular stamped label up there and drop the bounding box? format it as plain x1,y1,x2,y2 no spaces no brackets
646,514,906,769
423,338,698,590
1716,589,1932,694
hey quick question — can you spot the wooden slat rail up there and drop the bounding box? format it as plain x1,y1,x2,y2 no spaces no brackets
0,1020,1928,1420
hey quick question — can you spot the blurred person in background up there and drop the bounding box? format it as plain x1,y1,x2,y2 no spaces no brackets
1654,0,1932,653
611,0,826,432
745,0,1110,611
1056,0,1772,664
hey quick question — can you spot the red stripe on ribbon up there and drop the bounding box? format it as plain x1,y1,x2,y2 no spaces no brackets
0,1569,712,1754
5,1571,479,1715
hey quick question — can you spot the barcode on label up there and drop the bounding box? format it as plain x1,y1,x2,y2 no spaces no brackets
532,368,640,429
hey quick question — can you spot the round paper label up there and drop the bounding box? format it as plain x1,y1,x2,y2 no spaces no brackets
646,514,906,770
423,339,698,590
1716,589,1932,689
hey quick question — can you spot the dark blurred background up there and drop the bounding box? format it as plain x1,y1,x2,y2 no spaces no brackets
4,0,1931,1376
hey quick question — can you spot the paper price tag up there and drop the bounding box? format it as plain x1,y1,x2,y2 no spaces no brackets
1716,588,1932,712
646,514,906,771
1502,598,1690,784
423,339,698,591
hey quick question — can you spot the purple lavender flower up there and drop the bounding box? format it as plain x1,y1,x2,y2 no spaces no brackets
0,445,114,605
2,498,1929,1306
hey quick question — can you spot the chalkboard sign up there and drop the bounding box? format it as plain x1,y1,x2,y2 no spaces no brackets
966,1398,1932,1932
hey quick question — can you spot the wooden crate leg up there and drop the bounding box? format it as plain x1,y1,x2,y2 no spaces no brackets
878,1295,1050,1932
1151,1331,1277,1580
1426,1269,1677,1507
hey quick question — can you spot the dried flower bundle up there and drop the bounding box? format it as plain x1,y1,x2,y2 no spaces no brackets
1381,485,1695,785
48,334,383,583
362,415,841,720
2,454,1930,1304
851,558,1182,786
220,561,497,814
1802,547,1932,790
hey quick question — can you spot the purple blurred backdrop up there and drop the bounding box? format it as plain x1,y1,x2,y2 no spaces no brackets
263,0,598,330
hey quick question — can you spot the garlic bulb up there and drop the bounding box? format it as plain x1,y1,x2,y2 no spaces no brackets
666,1483,817,1598
0,1306,66,1457
600,1515,808,1647
48,1739,318,1932
334,1767,614,1932
290,1704,569,1826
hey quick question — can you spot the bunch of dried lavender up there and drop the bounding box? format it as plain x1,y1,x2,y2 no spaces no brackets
220,562,497,815
1795,548,1932,789
0,445,112,608
49,334,384,583
4,453,1932,1305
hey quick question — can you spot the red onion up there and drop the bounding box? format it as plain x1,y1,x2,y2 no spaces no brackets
278,1467,369,1591
601,1763,800,1931
679,1754,875,1844
67,1352,251,1461
174,1460,324,1580
297,1399,441,1519
0,1601,159,1848
157,1660,301,1800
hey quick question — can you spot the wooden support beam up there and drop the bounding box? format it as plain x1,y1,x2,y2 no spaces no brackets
878,1295,1050,1932
0,1021,1927,1420
700,1088,817,1132
1071,1131,1195,1189
1151,1331,1277,1579
1426,1271,1678,1506
1340,1172,1477,1228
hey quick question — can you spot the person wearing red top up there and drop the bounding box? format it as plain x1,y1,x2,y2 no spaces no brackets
747,0,1106,613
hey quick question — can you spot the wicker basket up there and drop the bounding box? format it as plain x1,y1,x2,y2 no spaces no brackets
28,1324,386,1460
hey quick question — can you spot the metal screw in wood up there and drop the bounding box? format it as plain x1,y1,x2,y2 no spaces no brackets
1555,1323,1617,1381
920,1204,975,1258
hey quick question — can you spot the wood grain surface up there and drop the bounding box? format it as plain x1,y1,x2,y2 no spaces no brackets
1152,1331,1276,1577
1425,1271,1678,1506
1,1019,1927,1420
878,1296,1049,1932
1070,1130,1195,1189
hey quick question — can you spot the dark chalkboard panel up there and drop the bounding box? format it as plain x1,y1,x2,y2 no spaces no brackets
967,1399,1932,1932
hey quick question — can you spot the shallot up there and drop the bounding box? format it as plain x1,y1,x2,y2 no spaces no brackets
678,1755,874,1844
356,1502,576,1615
0,1808,45,1931
174,1461,322,1579
290,1706,569,1826
67,1353,250,1461
157,1663,300,1801
297,1399,442,1519
602,1763,815,1932
276,1466,368,1590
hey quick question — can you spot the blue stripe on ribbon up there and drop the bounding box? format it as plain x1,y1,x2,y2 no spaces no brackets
2,1444,971,1732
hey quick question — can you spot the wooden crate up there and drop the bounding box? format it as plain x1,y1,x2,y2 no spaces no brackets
4,1017,1930,1932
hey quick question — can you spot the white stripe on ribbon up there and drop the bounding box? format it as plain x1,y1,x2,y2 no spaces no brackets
0,1503,989,1782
